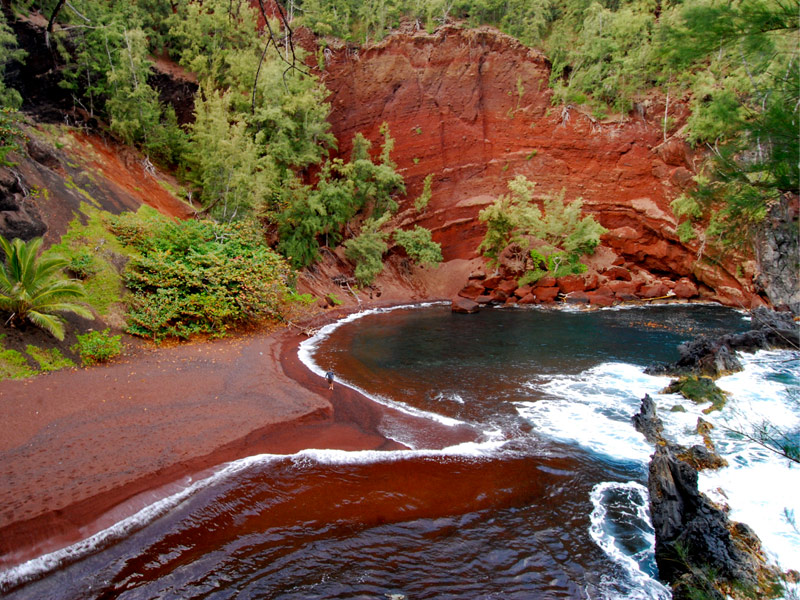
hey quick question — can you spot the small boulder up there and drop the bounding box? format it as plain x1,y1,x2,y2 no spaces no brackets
605,266,633,281
496,279,519,295
565,291,589,304
482,275,503,290
557,275,586,294
458,281,485,300
489,289,509,303
673,278,699,299
587,291,615,307
475,294,493,305
468,269,486,280
451,297,479,314
583,270,600,291
615,292,639,302
514,284,532,299
537,276,557,288
640,282,670,298
533,286,559,302
607,280,639,295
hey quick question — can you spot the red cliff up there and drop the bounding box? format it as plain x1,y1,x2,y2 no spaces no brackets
319,25,762,308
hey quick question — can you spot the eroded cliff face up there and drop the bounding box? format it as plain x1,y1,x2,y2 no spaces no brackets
320,25,764,308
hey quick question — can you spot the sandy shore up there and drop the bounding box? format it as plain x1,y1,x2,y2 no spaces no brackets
0,304,477,572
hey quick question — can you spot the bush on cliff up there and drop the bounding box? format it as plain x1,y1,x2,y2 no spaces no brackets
110,208,292,342
478,176,606,283
274,125,406,269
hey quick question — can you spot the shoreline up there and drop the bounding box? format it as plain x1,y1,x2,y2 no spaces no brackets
0,301,477,577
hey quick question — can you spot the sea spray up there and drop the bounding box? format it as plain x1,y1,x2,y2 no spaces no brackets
589,481,671,600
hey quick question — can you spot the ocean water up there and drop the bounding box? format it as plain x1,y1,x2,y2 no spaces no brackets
3,303,798,599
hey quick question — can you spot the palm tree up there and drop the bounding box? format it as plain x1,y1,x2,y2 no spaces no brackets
0,234,93,340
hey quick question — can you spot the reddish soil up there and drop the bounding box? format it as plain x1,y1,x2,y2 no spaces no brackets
0,303,477,571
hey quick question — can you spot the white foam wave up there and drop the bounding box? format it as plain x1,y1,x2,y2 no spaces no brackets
694,350,800,573
515,362,667,463
589,481,671,600
0,439,510,592
519,350,800,580
434,391,465,404
298,303,470,439
0,454,272,593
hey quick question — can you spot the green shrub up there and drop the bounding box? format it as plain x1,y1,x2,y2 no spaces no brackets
394,226,442,267
478,176,606,281
111,211,292,341
287,292,316,305
72,329,123,366
0,343,36,380
67,251,97,279
26,345,75,372
344,216,389,286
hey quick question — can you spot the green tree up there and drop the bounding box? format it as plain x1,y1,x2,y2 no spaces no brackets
478,176,606,280
344,214,391,285
548,1,658,113
0,235,93,340
0,10,26,108
658,0,799,248
187,87,275,222
394,226,443,266
274,125,404,268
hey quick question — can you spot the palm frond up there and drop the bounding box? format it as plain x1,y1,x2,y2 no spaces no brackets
27,311,66,340
34,302,94,320
0,234,93,337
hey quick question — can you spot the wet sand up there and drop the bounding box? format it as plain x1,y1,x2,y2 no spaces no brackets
0,304,477,571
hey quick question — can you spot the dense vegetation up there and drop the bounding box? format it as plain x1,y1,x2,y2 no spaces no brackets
0,0,797,350
110,208,293,341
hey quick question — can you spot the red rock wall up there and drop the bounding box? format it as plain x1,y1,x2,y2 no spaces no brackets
320,25,761,308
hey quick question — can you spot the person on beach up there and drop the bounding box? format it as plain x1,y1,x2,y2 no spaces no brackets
325,370,335,390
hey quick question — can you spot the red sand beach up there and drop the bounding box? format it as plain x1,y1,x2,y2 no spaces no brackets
0,305,477,571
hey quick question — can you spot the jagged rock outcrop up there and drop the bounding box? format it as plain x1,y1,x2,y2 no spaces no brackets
0,167,47,241
632,396,778,599
755,193,800,314
321,25,762,307
646,307,800,377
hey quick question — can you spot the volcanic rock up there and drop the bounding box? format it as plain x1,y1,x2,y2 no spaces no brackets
557,275,586,294
451,297,479,314
514,284,532,299
458,281,485,300
532,286,559,303
496,279,519,296
672,278,699,299
640,282,670,298
606,280,639,296
564,291,589,304
632,396,771,598
646,307,799,377
587,290,615,307
605,266,633,281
